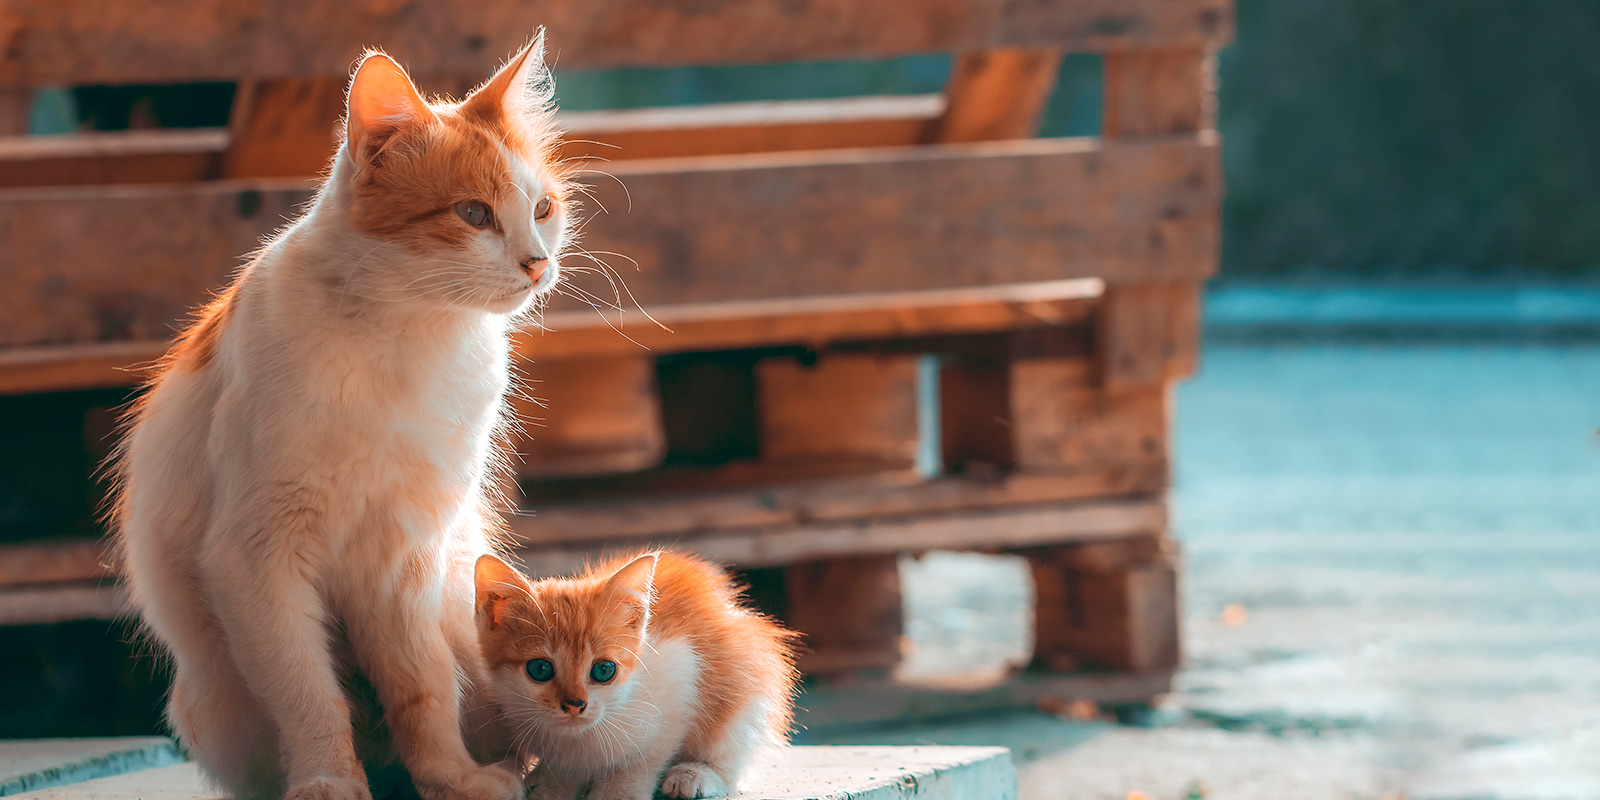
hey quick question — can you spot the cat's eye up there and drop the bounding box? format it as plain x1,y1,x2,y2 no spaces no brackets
589,660,617,684
455,200,493,229
534,195,554,222
525,658,554,683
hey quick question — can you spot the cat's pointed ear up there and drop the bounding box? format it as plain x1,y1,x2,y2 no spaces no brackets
603,552,658,625
346,51,435,165
462,30,551,121
475,554,531,631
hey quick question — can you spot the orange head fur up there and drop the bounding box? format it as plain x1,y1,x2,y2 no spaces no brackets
475,551,801,744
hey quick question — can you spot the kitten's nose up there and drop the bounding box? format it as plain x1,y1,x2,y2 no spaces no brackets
520,254,548,280
560,697,586,715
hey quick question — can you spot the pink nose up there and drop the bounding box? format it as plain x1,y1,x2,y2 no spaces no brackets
521,255,548,281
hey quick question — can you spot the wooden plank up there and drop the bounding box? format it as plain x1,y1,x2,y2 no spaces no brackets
796,668,1174,732
0,538,111,589
516,462,1164,546
784,556,906,677
1010,365,1168,471
220,77,345,179
0,279,1098,395
558,95,943,162
1096,281,1202,394
756,354,922,468
0,88,30,135
508,356,665,479
0,584,126,626
934,49,1062,143
0,136,1217,350
1102,47,1213,138
0,0,1233,88
512,497,1166,575
1027,536,1180,673
0,96,943,188
0,129,225,189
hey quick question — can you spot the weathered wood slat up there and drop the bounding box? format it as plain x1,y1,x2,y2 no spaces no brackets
513,464,1165,545
0,96,945,189
1102,47,1213,139
0,279,1100,395
0,136,1218,351
756,354,923,469
509,356,666,480
0,0,1234,89
0,129,227,189
513,496,1166,576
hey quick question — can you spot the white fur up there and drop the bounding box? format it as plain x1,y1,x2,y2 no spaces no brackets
116,46,565,800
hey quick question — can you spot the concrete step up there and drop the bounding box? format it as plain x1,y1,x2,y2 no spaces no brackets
0,738,182,797
6,744,1015,800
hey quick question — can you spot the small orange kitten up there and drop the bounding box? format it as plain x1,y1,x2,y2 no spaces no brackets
112,37,570,800
474,552,799,800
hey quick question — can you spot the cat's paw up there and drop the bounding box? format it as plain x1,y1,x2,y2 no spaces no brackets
659,763,730,799
284,775,373,800
415,764,524,800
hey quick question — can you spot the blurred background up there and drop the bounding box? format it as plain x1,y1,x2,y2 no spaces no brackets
3,2,1598,799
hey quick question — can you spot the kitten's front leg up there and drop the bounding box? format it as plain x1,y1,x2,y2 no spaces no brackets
589,762,670,800
524,760,583,800
346,571,521,800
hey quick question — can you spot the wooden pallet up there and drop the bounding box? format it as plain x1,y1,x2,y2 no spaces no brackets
0,0,1230,709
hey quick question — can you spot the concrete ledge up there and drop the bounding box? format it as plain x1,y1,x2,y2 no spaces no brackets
0,738,182,797
11,746,1015,800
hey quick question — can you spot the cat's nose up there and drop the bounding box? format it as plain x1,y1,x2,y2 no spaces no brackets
520,254,548,280
560,697,586,715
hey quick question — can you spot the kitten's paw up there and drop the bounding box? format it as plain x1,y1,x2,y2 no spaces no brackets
416,764,523,800
660,763,730,799
284,776,373,800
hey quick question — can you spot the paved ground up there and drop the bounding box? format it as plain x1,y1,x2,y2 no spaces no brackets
805,325,1600,799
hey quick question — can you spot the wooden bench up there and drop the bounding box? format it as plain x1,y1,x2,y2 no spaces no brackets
1,739,1015,800
0,0,1231,712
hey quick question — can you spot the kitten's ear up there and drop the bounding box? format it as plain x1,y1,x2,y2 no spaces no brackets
346,51,435,164
462,30,551,121
602,552,658,623
475,554,531,631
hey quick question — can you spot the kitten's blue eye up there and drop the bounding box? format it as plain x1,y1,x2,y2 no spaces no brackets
589,660,617,683
525,658,554,683
455,200,492,229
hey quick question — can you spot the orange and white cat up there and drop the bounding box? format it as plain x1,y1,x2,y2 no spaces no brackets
474,552,799,800
111,37,570,800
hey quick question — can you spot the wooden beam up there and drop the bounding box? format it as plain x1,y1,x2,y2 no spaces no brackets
558,95,943,162
1096,281,1202,393
783,556,906,677
513,464,1164,545
1102,47,1213,139
934,49,1062,143
0,129,225,189
0,88,30,135
1028,536,1180,672
508,356,665,479
221,77,345,179
0,539,112,589
0,137,1219,350
0,96,945,188
756,354,922,469
512,497,1167,575
0,279,1101,395
0,0,1234,88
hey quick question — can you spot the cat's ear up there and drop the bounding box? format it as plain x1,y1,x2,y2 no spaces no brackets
462,30,551,121
475,554,532,631
346,51,436,165
602,552,658,630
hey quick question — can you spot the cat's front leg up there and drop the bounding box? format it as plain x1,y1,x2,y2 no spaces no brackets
345,567,521,800
524,760,583,800
205,525,368,800
589,761,672,800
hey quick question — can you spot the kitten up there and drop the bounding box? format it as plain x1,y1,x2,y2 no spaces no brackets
473,552,800,800
111,36,571,800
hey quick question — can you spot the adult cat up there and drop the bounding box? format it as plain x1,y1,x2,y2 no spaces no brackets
111,37,569,800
